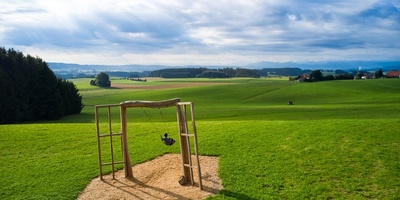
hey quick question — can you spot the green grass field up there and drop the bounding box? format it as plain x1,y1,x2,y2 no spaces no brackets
1,78,399,199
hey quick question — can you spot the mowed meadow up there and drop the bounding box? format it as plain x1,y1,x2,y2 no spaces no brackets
1,77,399,199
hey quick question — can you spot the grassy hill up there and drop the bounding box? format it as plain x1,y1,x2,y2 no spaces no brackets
0,78,399,199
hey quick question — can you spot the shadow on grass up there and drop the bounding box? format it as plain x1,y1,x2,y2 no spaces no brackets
219,189,258,200
96,177,223,199
105,177,189,199
46,112,95,124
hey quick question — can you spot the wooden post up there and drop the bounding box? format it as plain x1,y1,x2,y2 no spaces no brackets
176,104,192,183
120,104,133,178
190,102,203,190
107,107,116,179
95,106,103,180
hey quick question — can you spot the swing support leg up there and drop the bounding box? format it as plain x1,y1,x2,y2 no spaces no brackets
121,105,133,178
177,102,203,190
178,107,192,182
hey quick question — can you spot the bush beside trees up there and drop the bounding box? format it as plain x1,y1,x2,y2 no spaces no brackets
0,47,83,124
90,72,111,87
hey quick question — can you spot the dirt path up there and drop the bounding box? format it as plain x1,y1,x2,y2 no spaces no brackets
78,154,222,200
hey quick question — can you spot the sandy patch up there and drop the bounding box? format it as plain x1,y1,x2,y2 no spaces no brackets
78,154,222,200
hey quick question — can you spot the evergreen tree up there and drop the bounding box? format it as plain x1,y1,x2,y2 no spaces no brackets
57,79,83,115
0,47,83,124
374,68,383,78
0,49,18,123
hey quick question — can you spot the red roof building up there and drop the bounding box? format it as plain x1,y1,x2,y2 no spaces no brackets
387,70,400,78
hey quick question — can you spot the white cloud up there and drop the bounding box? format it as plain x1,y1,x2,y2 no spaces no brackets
0,0,399,65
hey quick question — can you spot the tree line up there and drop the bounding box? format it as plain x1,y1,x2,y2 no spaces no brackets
0,48,83,124
149,67,260,78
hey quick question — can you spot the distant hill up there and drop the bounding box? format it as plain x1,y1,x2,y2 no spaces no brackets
246,61,400,71
48,61,400,73
48,62,167,72
48,61,400,79
48,63,164,79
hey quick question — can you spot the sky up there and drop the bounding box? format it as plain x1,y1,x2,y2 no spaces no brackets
1,0,400,66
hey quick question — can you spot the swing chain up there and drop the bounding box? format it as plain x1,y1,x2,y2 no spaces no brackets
142,107,175,146
158,108,170,134
142,107,159,136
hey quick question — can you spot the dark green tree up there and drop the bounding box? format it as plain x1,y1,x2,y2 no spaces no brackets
335,73,353,80
374,68,383,78
31,60,64,120
57,79,83,115
324,74,335,80
197,70,228,78
220,67,235,77
310,70,323,81
0,50,18,123
235,68,260,78
0,47,83,124
95,72,111,87
355,71,363,79
378,68,384,78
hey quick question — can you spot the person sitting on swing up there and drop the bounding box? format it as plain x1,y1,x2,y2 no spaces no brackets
161,133,175,146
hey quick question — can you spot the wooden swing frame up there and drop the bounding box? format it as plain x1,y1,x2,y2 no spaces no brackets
94,98,202,189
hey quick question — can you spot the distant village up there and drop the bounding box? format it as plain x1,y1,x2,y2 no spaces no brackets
52,64,400,80
293,68,400,82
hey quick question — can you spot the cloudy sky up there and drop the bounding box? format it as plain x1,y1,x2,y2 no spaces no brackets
1,0,399,66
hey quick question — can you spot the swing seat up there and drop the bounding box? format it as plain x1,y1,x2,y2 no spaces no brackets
161,133,175,146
